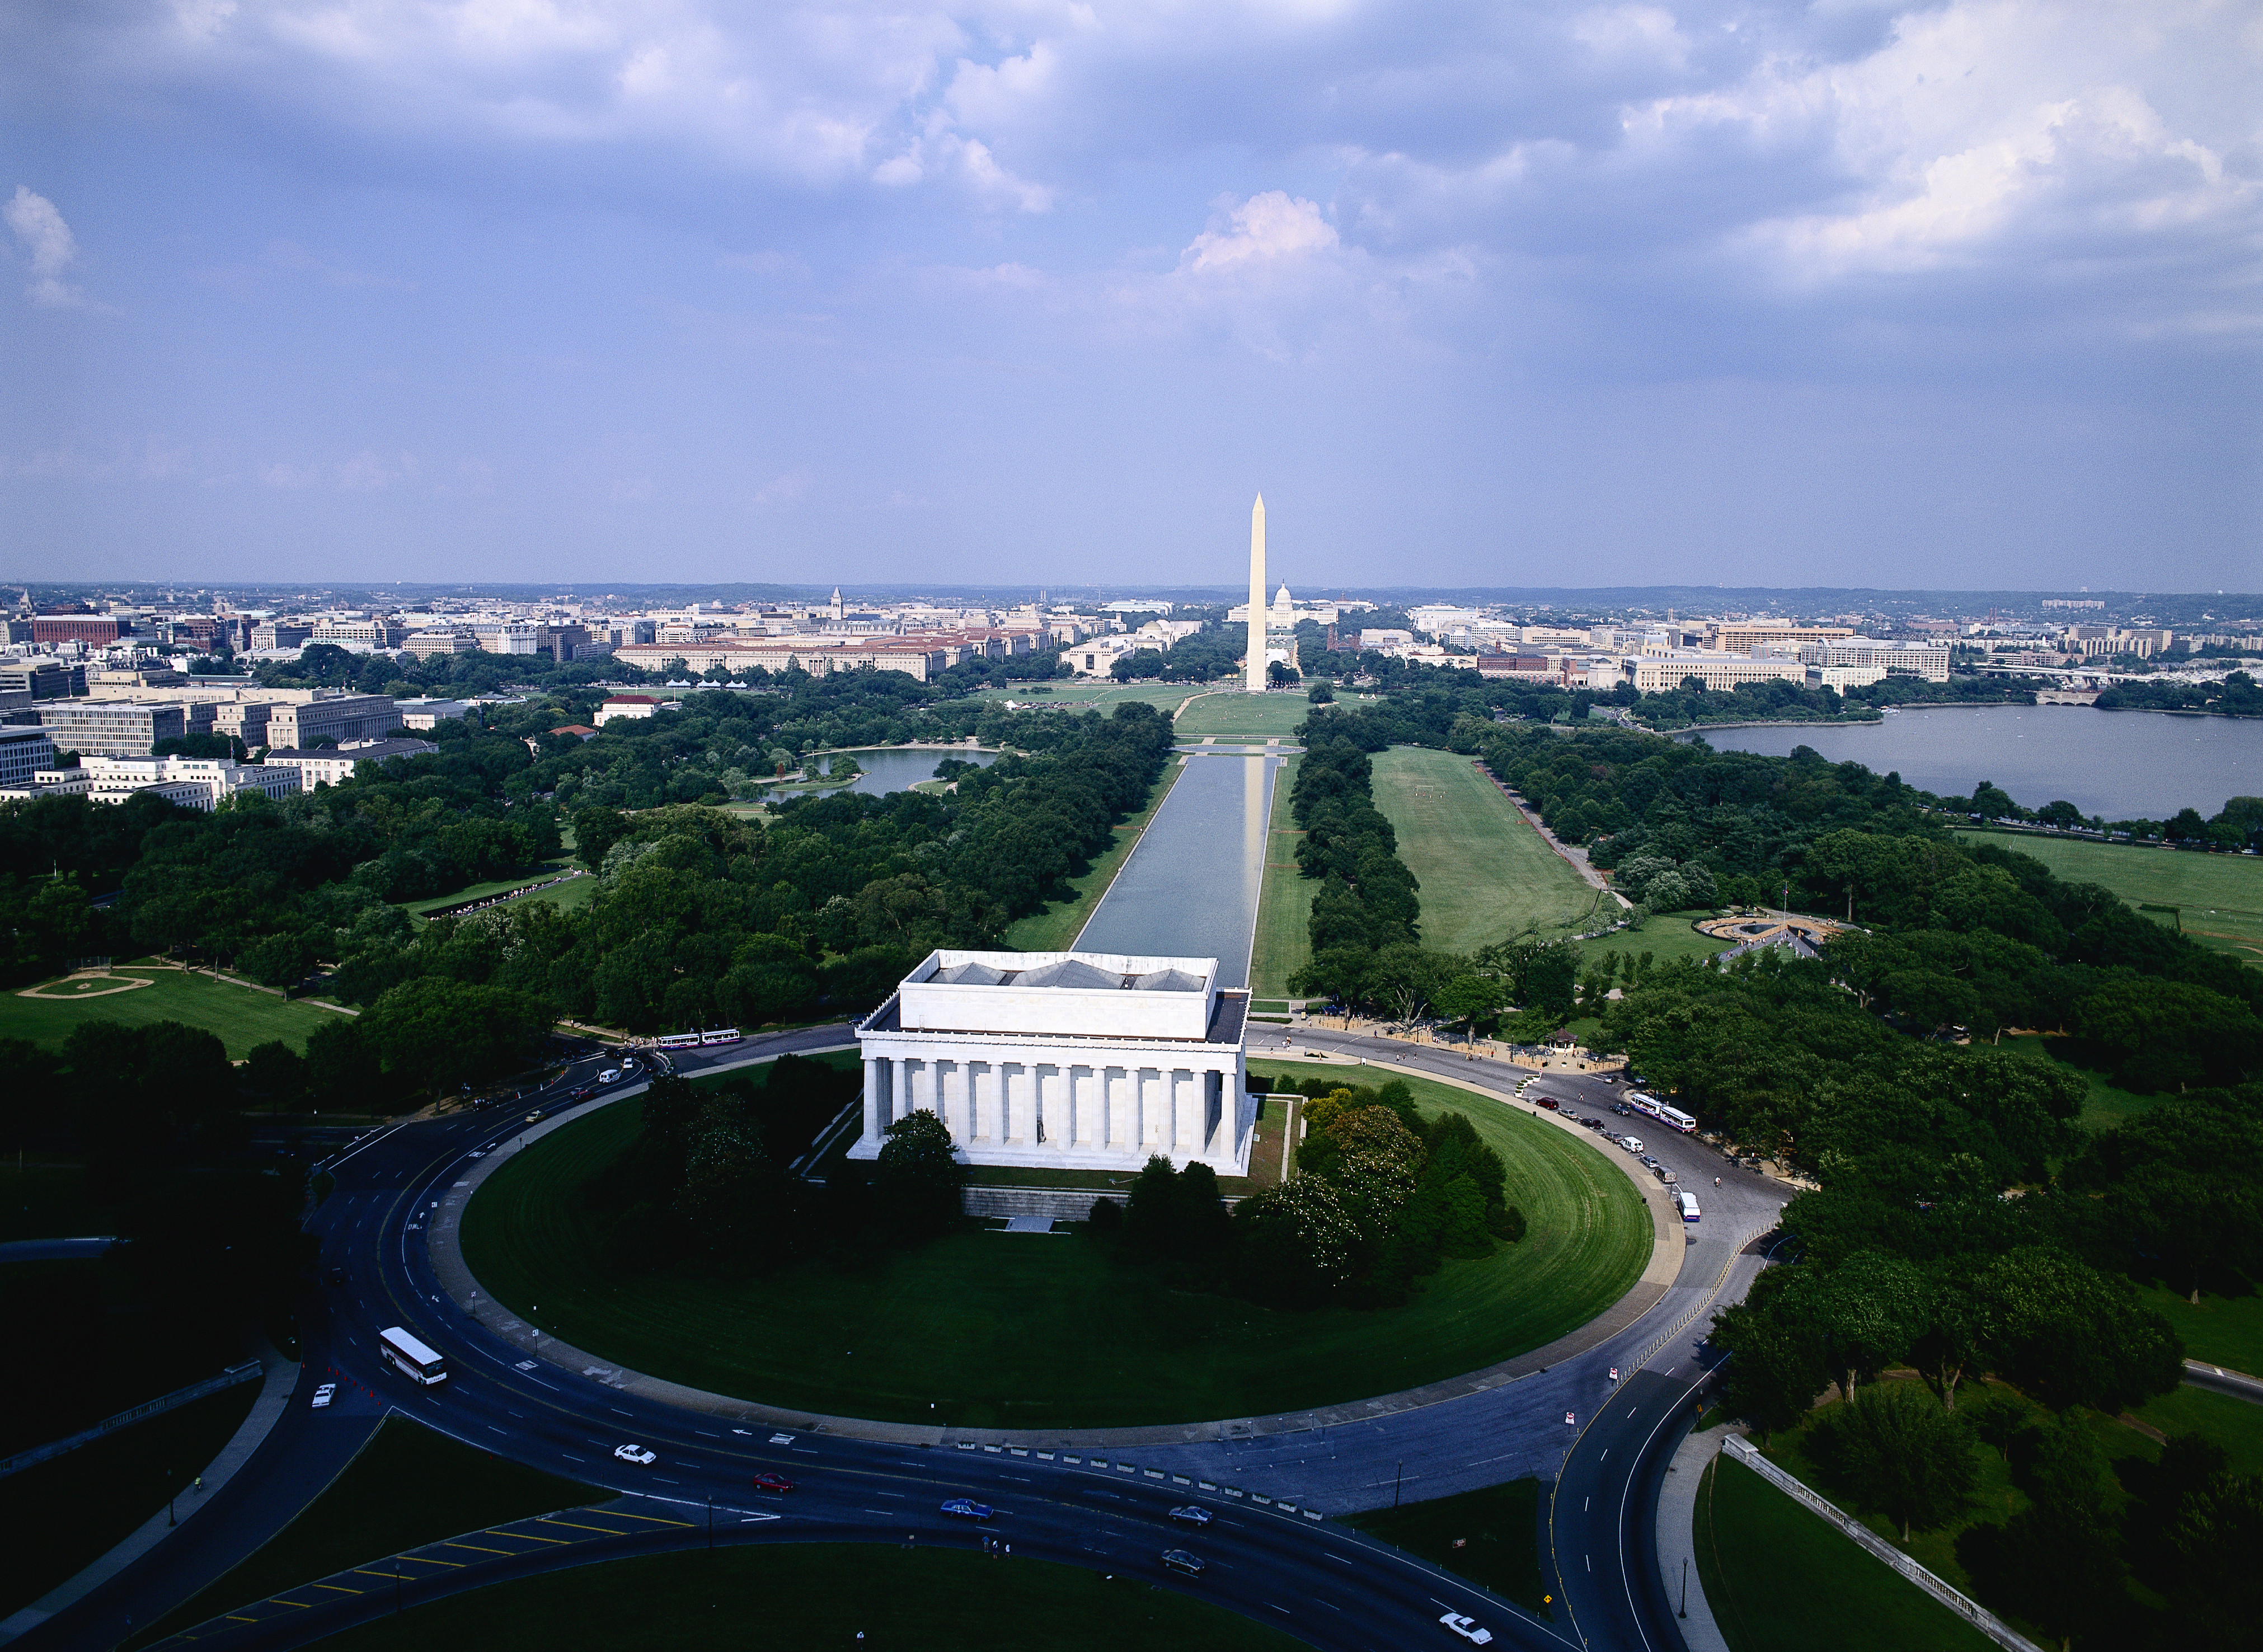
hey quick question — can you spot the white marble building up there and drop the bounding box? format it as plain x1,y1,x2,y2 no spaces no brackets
851,950,1255,1176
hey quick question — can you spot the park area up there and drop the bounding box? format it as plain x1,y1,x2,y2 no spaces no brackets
461,1061,1650,1429
1172,691,1322,745
0,963,345,1057
1952,829,2263,963
1248,753,1313,1003
1369,747,1602,956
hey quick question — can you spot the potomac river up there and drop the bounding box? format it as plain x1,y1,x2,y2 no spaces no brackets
1677,705,2262,820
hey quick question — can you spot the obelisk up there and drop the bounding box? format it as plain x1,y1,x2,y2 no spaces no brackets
1245,494,1267,693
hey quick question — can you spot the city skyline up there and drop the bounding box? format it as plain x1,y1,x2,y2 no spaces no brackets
3,1,2256,590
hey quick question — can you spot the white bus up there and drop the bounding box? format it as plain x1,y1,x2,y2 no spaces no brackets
655,1033,702,1051
699,1027,743,1046
1628,1093,1698,1134
378,1326,448,1386
1674,1189,1701,1223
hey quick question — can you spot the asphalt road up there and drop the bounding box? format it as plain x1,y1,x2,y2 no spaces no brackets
28,1023,1792,1652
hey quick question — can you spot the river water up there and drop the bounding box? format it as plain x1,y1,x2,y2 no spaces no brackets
1676,706,2262,819
1073,750,1283,989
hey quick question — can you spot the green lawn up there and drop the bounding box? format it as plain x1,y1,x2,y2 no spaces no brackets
0,964,346,1057
0,1382,260,1621
2131,1383,2263,1475
1568,911,1733,969
1369,747,1598,957
1247,754,1314,1002
310,1542,1302,1652
2138,1278,2263,1375
1952,830,2263,963
966,682,1213,711
1344,1479,1547,1610
403,869,597,919
144,1418,602,1644
1694,1454,2001,1652
462,1060,1649,1429
1172,692,1319,744
1999,1032,2154,1129
1002,762,1184,952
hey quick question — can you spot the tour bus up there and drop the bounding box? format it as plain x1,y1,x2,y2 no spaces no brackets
699,1027,743,1046
1674,1189,1702,1224
378,1326,448,1386
655,1032,702,1051
1628,1093,1699,1134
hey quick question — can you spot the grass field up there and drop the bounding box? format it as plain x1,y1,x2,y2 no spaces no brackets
1343,1479,1548,1611
1694,1454,2001,1652
2000,1032,2155,1129
1247,754,1314,1003
403,868,597,919
1370,747,1599,957
1172,692,1320,744
1953,830,2263,963
966,682,1212,713
145,1418,600,1644
311,1542,1301,1652
1002,762,1183,952
2138,1277,2263,1374
0,964,346,1057
462,1062,1649,1429
2130,1383,2263,1474
0,1383,260,1621
1567,911,1733,969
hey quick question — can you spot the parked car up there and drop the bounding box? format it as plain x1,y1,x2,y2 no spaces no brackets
1622,1137,1644,1153
1534,1097,1560,1111
750,1472,793,1494
1167,1505,1213,1527
1161,1550,1207,1578
1439,1611,1495,1644
311,1383,336,1409
940,1498,994,1521
598,1069,621,1084
613,1444,656,1466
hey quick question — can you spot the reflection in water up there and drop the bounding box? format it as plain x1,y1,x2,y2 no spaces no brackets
1074,751,1283,989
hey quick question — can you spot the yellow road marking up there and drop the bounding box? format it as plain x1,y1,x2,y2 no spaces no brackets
536,1517,631,1536
604,1508,693,1527
496,1527,571,1543
440,1541,514,1555
269,1598,312,1609
308,1582,363,1595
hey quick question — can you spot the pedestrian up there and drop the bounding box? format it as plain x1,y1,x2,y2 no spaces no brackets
1714,1176,1720,1188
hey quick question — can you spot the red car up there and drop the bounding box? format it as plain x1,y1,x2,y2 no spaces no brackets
750,1472,794,1494
1534,1097,1559,1111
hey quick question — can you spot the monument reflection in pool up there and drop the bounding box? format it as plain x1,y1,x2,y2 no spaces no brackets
1073,749,1281,992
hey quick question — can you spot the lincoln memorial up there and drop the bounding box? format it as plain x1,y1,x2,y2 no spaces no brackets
849,950,1255,1176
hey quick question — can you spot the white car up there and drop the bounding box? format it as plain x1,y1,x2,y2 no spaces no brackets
1439,1613,1494,1645
613,1443,656,1466
311,1383,336,1409
599,1069,622,1085
1622,1137,1645,1154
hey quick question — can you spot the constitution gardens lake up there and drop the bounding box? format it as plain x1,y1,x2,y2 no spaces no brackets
774,744,996,799
1073,748,1284,990
1677,705,2263,819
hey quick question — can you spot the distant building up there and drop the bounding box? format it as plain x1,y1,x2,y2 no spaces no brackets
31,617,125,647
402,628,479,660
0,724,57,786
1623,654,1807,694
596,694,664,725
0,661,83,700
1794,639,1952,683
67,755,303,810
309,618,407,649
392,697,475,730
263,693,403,748
32,700,188,758
264,738,439,787
1707,622,1854,654
250,622,314,651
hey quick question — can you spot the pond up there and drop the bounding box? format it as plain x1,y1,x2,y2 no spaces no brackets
1072,750,1284,990
1675,705,2263,820
773,745,996,799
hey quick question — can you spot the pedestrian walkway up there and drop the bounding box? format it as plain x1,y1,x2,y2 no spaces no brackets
0,1343,299,1645
1654,1422,1736,1652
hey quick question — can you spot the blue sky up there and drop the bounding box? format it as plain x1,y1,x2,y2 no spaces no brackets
2,0,2256,590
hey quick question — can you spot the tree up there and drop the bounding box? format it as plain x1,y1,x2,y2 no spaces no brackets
1710,1298,1825,1439
872,1109,966,1238
241,1040,308,1114
1307,683,1334,703
1780,1252,1928,1402
1435,974,1503,1036
1982,1245,2182,1413
1828,1381,1978,1540
358,977,555,1095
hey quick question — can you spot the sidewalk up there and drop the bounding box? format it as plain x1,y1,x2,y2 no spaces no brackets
1655,1422,1736,1652
0,1342,299,1645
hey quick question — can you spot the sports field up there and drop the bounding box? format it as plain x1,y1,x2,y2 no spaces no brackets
1247,754,1314,1003
1172,692,1318,744
0,965,346,1057
1694,1454,2000,1652
1370,747,1599,956
462,1062,1649,1429
1002,763,1184,952
1953,830,2263,963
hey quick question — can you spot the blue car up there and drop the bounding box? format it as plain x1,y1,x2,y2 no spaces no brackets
940,1498,994,1521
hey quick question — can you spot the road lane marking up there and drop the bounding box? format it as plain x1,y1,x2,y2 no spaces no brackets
535,1518,632,1536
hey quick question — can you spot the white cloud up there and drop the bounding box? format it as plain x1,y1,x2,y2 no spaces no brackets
4,186,105,309
1185,191,1339,271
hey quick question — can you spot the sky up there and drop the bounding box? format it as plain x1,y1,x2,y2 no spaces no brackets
1,0,2257,592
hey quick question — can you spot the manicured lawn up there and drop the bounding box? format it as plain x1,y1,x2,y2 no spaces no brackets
2131,1383,2263,1475
1370,747,1598,956
146,1417,602,1642
1344,1479,1547,1610
1247,754,1314,1002
1568,911,1733,969
0,1383,259,1621
1694,1454,2001,1652
0,965,346,1057
403,868,596,919
2137,1278,2263,1376
1002,762,1183,952
965,682,1212,714
462,1060,1649,1429
1999,1032,2155,1129
310,1542,1302,1652
1172,692,1319,744
1952,829,2263,963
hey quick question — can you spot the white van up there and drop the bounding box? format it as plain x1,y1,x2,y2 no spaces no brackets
1674,1189,1701,1223
1622,1137,1644,1155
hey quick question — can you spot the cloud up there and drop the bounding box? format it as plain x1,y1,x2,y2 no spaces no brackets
4,186,105,309
1185,191,1339,271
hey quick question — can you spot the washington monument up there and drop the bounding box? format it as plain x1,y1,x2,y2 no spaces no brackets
1245,494,1267,693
